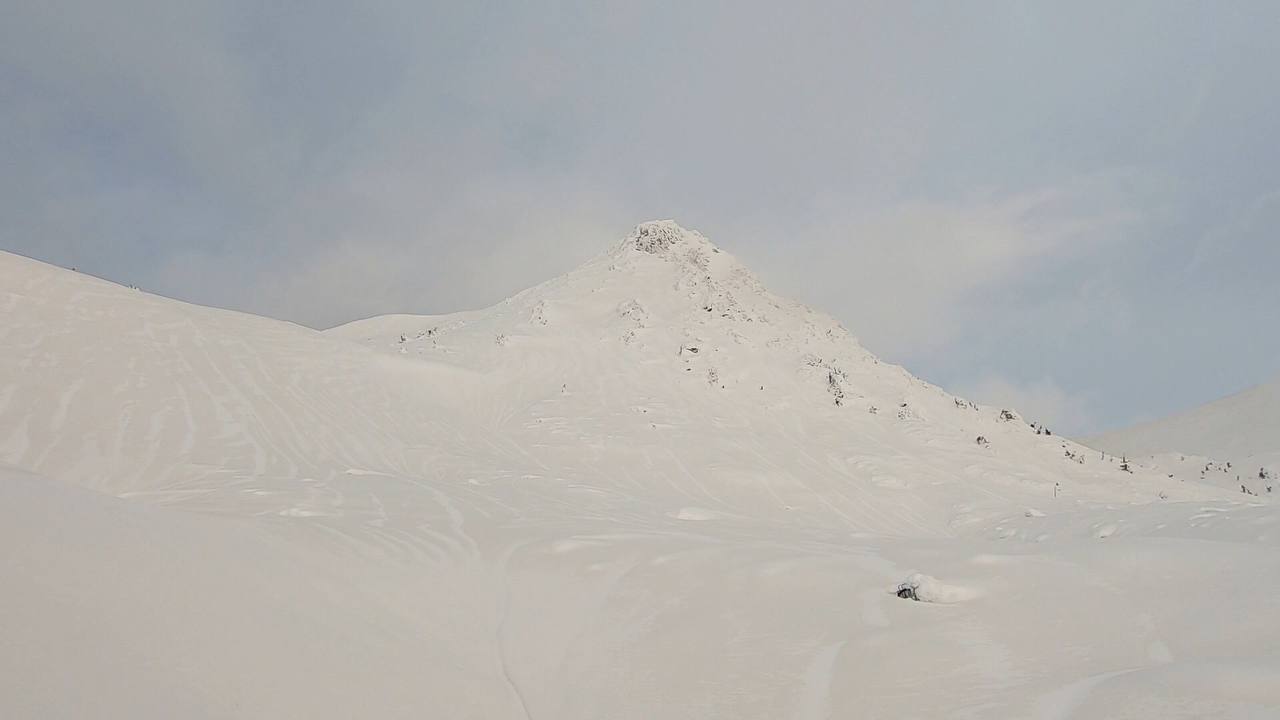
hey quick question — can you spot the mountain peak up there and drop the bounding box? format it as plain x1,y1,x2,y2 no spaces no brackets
626,220,717,256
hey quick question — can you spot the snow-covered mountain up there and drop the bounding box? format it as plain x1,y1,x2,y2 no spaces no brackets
325,220,1208,525
1088,378,1280,464
3,221,1278,719
1087,379,1280,496
1090,376,1280,491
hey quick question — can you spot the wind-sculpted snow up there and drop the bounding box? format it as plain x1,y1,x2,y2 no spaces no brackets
2,223,1277,718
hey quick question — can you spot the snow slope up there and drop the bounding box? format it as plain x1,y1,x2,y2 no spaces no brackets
1087,379,1280,496
3,221,1278,718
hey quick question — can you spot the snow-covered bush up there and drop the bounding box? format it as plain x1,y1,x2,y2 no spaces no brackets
827,370,846,406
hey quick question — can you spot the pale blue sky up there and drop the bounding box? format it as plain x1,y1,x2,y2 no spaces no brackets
3,1,1278,435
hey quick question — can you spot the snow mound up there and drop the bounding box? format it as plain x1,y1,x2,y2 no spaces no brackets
896,572,981,604
669,506,721,521
1094,522,1120,539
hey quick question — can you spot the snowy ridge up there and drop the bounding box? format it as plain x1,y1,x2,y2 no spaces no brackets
3,223,1278,719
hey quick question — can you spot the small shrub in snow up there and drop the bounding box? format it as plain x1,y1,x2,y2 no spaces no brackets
530,301,549,326
827,369,847,406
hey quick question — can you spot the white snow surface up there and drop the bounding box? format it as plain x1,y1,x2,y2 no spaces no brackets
2,221,1278,719
1088,378,1280,496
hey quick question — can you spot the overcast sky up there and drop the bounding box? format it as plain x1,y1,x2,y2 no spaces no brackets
4,1,1278,436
